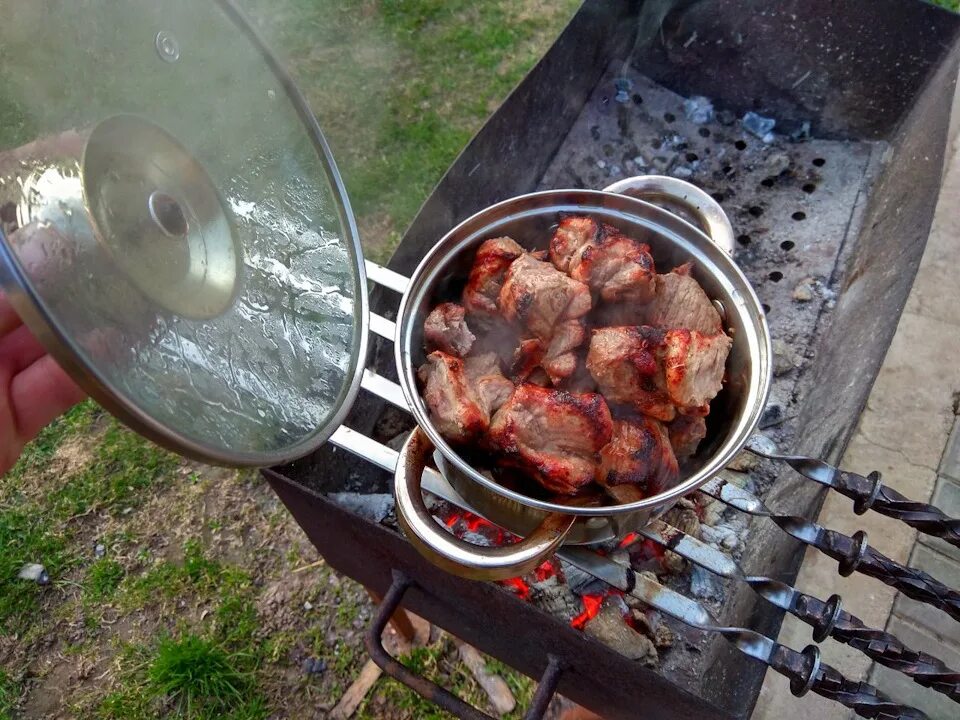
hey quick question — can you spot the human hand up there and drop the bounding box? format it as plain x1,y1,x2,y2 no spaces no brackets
0,292,85,474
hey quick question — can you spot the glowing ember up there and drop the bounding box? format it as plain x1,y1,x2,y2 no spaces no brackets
500,576,531,601
534,559,557,582
571,593,605,629
618,532,640,549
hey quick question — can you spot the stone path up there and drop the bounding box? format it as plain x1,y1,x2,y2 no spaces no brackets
753,84,960,720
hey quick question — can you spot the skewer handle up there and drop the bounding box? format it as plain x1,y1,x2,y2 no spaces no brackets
791,592,960,702
812,528,960,623
770,644,928,719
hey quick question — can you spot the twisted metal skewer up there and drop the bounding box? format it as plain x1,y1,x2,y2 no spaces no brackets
701,475,960,623
746,443,960,548
559,546,927,720
639,520,960,703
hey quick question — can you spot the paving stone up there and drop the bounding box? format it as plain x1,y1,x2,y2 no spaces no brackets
939,420,960,484
909,542,960,589
904,136,960,329
892,593,960,651
869,661,958,720
917,475,960,563
885,614,960,672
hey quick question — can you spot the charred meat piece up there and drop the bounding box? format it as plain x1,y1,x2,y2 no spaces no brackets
668,412,708,458
596,262,722,334
462,236,525,320
569,228,656,305
598,417,679,502
465,352,514,418
587,326,732,420
662,329,731,408
644,262,723,334
489,384,613,495
418,351,511,443
550,215,600,273
510,323,588,387
586,326,676,422
424,302,475,357
542,319,587,385
499,254,591,337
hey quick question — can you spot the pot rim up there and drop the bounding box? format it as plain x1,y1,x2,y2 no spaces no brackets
396,188,772,517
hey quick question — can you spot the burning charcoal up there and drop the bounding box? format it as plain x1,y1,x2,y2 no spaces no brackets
726,450,759,472
760,404,785,429
682,96,714,124
662,498,699,538
18,563,50,585
584,603,658,666
328,493,395,524
559,560,599,596
742,111,776,139
532,575,582,620
689,565,723,601
630,609,674,649
301,657,327,675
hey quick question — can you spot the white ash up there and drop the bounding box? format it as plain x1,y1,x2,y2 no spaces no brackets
328,492,395,524
530,574,581,619
689,565,723,601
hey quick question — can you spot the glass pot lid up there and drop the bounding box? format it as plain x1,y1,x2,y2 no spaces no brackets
0,0,368,466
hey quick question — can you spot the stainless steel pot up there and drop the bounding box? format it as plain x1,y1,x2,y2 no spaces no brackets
393,177,773,580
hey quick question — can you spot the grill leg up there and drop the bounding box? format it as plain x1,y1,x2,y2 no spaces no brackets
366,587,419,645
365,570,565,720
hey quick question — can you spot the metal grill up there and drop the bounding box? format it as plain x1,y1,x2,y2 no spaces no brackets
267,2,960,718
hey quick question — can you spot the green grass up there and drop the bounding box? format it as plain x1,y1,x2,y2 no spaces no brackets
0,670,17,720
357,637,535,720
147,635,255,716
0,402,178,635
84,559,125,602
930,0,959,11
1,2,578,715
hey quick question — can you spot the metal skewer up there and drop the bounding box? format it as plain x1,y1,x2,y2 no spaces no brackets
701,474,960,623
331,425,927,718
746,442,960,548
558,545,927,720
638,519,960,703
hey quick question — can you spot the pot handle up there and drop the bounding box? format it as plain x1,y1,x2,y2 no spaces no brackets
394,427,576,581
603,175,735,257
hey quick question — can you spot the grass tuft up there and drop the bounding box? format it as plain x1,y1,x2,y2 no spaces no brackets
148,635,252,716
84,559,125,603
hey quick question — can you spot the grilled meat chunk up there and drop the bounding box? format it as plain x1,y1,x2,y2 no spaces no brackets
499,254,591,383
597,262,722,334
645,262,722,334
586,326,676,421
571,231,656,305
668,411,708,459
424,302,475,357
598,417,679,502
418,351,512,443
587,326,731,420
550,216,656,304
462,236,525,320
500,254,592,337
489,384,613,495
550,215,600,273
465,352,514,418
662,329,731,408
